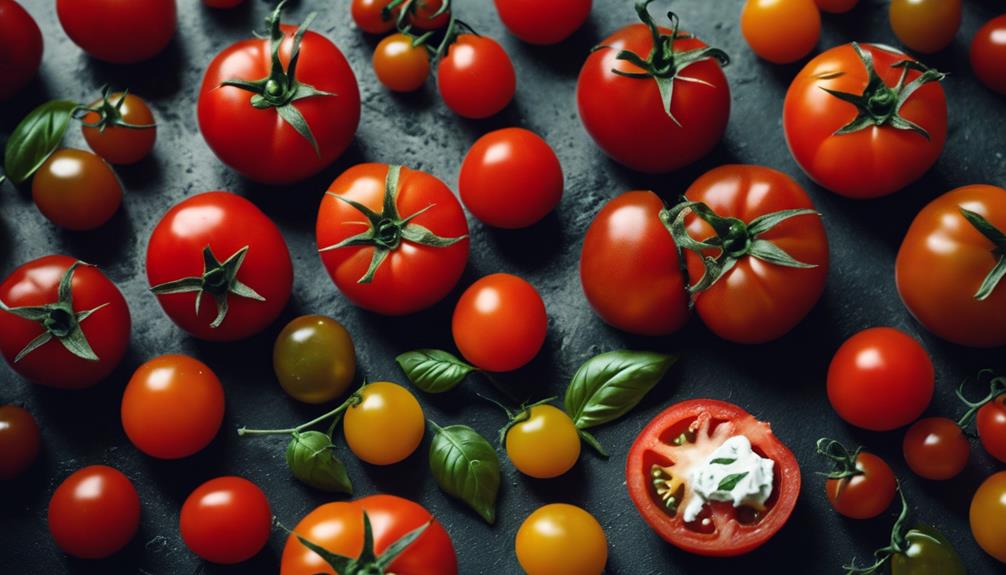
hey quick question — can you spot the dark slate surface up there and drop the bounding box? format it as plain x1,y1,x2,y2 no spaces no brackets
2,0,1004,573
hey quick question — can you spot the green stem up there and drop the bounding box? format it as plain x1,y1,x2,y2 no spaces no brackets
238,393,360,436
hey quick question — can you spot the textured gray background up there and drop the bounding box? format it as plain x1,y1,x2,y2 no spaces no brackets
2,0,1005,573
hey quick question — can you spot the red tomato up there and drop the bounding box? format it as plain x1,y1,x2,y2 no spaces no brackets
784,43,947,198
626,399,801,557
80,91,157,165
406,0,449,30
971,15,1006,96
817,440,897,519
577,2,730,173
437,34,515,119
180,476,271,564
198,4,360,184
373,33,430,93
56,0,175,63
978,394,1006,463
579,191,690,336
815,0,857,14
896,185,1006,347
827,327,934,431
351,0,395,33
0,0,42,100
317,163,469,315
281,494,457,575
0,405,40,479
121,355,224,459
0,256,130,389
31,148,122,231
494,0,591,45
740,0,820,64
48,465,140,559
459,128,563,229
147,192,293,341
351,0,449,34
903,417,969,480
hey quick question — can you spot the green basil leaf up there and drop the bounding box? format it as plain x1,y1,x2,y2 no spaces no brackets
396,349,477,393
564,350,677,430
3,100,77,184
286,431,353,494
428,422,500,524
717,472,748,491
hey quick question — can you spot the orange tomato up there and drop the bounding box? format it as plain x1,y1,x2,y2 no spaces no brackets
741,0,821,64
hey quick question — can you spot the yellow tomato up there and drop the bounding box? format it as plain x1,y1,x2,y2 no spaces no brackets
740,0,821,64
516,503,607,575
889,0,961,54
970,471,1006,562
505,404,580,479
343,381,424,465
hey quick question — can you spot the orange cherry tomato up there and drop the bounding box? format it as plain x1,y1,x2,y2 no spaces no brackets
515,504,607,575
889,0,961,54
373,33,430,92
971,15,1006,95
80,91,156,165
31,148,122,231
970,472,1006,562
740,0,821,64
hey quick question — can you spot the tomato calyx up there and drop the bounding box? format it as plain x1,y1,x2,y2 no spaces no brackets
386,0,450,39
73,86,156,133
0,260,109,363
844,487,941,574
956,370,1006,432
959,208,1006,300
285,511,432,574
482,394,557,447
815,438,864,481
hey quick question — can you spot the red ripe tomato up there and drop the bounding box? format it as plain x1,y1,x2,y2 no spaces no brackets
452,273,547,373
978,394,1006,463
577,2,730,173
437,34,516,119
180,476,272,564
740,0,821,64
494,0,591,45
147,192,293,341
56,0,175,64
626,399,801,557
351,0,395,33
48,465,140,559
971,15,1006,96
198,3,360,184
0,0,42,100
281,494,457,575
80,90,157,165
31,148,122,231
903,417,969,480
317,163,469,315
817,440,897,519
784,43,947,198
351,0,449,34
815,0,857,14
580,191,690,336
0,256,130,389
827,327,934,431
373,33,430,93
0,405,40,479
459,128,563,229
896,185,1006,347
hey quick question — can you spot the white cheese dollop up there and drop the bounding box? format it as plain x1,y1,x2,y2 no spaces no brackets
682,435,775,523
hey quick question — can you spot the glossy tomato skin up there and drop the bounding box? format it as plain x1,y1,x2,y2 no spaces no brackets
683,165,828,343
48,465,140,559
373,33,430,92
740,0,821,64
970,472,1006,562
903,417,969,480
180,476,272,564
825,451,897,519
978,395,1006,463
494,0,591,45
343,382,425,465
56,0,175,63
32,149,122,231
577,24,729,173
437,34,515,119
81,92,156,165
515,504,607,575
889,0,961,54
784,43,947,198
896,185,1006,347
198,24,360,184
580,191,690,336
0,0,42,100
281,494,458,575
0,255,130,389
351,0,448,34
971,15,1006,95
0,405,40,480
273,315,356,404
506,405,581,479
147,192,292,341
815,0,857,14
317,163,469,315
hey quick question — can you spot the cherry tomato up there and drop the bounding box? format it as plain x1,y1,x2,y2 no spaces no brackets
459,128,563,229
407,0,449,30
890,524,966,575
121,355,224,460
351,0,448,34
970,471,1006,563
494,0,591,45
784,43,946,198
373,33,430,93
516,504,607,575
506,404,580,479
0,405,40,479
56,0,175,63
80,91,156,165
31,148,122,231
273,315,356,404
903,417,969,480
203,0,243,8
827,327,934,431
820,443,897,519
48,465,140,559
452,273,547,372
971,15,1006,95
147,192,293,341
180,476,272,564
0,255,131,389
740,0,820,64
437,34,516,119
0,0,42,100
317,163,469,316
343,382,424,465
351,0,396,33
977,394,1006,463
815,0,857,14
889,0,960,54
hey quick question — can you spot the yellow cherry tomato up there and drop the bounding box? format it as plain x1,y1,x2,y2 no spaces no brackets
516,503,607,575
740,0,821,64
273,315,356,404
889,0,961,54
372,33,430,92
970,471,1006,562
343,381,424,465
505,404,580,479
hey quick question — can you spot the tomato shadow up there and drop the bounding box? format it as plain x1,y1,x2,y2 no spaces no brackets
199,0,258,32
507,15,602,79
80,38,186,102
0,73,56,133
475,211,566,273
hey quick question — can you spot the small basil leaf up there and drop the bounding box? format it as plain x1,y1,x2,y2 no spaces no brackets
564,350,677,430
396,349,477,393
710,458,736,465
717,472,748,491
428,422,500,524
286,431,353,494
4,100,77,184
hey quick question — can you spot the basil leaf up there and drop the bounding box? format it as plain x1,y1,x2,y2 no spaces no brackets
286,431,353,494
4,100,77,184
564,350,677,430
428,422,500,524
396,349,477,393
710,458,736,465
718,472,749,491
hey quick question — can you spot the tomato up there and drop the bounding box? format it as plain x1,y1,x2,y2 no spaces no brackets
452,273,547,372
343,382,424,465
147,192,292,341
740,0,820,64
577,1,730,173
673,165,828,343
373,33,430,93
317,163,469,315
903,417,969,480
204,0,243,8
815,0,857,14
505,404,581,479
180,476,272,564
896,185,1006,347
121,355,224,460
351,0,448,34
437,34,516,119
977,394,1006,463
459,128,563,229
274,315,356,404
971,15,1006,95
351,0,395,33
827,327,934,431
889,0,960,54
515,504,607,575
56,0,175,63
0,0,42,100
626,399,801,556
48,465,140,559
887,525,966,575
784,43,947,199
494,0,591,45
404,0,449,30
80,90,156,165
0,405,40,479
31,149,122,231
817,439,896,519
0,256,130,389
198,3,360,184
970,471,1006,563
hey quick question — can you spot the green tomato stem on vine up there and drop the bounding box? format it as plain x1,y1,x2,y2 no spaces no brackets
237,393,360,436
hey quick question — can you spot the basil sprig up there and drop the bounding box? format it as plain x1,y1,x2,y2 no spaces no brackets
428,422,500,524
286,431,353,494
